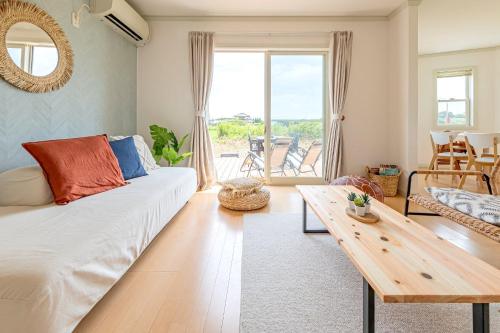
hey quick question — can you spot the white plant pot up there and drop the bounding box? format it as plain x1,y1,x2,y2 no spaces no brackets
355,206,366,216
348,200,355,211
365,203,371,214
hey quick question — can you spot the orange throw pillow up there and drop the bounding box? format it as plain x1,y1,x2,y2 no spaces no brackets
22,135,126,205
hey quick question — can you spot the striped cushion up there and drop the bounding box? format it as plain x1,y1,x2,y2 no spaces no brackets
426,187,500,225
110,135,160,172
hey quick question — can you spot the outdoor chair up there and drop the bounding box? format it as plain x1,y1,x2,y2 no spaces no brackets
287,140,322,176
240,135,263,173
289,135,300,153
248,134,262,155
241,141,292,177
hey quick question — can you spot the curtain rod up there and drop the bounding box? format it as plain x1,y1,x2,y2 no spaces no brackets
215,31,332,37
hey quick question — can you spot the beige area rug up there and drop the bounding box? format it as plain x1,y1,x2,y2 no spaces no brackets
240,213,500,333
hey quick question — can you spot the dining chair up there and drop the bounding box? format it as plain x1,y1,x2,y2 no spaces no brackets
458,133,499,188
248,134,261,155
289,135,300,153
426,131,468,181
491,158,500,195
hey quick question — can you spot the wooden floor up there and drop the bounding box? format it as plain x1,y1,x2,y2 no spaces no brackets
214,156,322,181
75,176,500,333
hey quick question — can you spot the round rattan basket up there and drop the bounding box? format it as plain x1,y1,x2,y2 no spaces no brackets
366,167,400,197
218,188,270,211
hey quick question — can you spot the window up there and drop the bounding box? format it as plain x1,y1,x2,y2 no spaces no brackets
7,43,58,75
31,46,58,76
7,45,23,68
435,68,474,128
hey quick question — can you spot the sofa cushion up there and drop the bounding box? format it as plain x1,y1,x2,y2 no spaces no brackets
426,187,500,225
109,137,148,180
110,135,160,172
219,177,263,198
22,135,126,205
0,166,53,206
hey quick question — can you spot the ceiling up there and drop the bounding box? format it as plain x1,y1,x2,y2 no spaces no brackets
127,0,500,54
419,0,500,54
128,0,405,17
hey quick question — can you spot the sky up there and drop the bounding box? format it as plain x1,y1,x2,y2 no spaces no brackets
208,52,324,120
437,75,468,100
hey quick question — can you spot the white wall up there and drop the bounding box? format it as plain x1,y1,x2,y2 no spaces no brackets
137,18,392,175
419,0,500,54
495,48,500,131
388,3,419,190
417,47,500,166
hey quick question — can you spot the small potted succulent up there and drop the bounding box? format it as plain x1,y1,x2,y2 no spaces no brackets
361,193,371,213
353,197,366,217
347,192,357,210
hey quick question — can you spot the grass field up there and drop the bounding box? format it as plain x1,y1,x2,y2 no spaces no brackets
208,119,322,157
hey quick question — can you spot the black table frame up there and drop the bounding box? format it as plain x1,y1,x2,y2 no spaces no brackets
302,199,491,333
302,199,329,233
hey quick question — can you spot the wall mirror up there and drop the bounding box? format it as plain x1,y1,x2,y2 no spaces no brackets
6,22,59,76
0,0,73,93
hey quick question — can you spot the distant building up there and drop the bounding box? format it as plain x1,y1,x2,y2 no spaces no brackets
234,113,251,122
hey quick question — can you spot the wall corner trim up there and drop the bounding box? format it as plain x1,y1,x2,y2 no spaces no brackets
419,45,500,58
388,0,422,20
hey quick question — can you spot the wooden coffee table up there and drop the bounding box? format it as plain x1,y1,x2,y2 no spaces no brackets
297,185,500,333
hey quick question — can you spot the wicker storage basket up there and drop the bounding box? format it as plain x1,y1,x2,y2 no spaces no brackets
366,167,400,197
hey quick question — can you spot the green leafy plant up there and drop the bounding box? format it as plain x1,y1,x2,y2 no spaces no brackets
149,124,192,166
361,193,371,205
353,197,365,208
347,192,357,201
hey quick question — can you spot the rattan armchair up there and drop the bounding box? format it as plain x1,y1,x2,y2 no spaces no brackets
404,168,499,242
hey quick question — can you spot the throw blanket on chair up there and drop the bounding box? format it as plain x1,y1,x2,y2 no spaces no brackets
426,187,500,225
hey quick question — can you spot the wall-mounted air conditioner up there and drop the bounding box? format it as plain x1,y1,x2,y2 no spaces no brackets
91,0,150,47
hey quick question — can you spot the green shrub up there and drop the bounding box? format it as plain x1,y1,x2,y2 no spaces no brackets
208,119,322,143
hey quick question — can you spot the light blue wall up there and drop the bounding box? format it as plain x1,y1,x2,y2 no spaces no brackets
0,0,137,171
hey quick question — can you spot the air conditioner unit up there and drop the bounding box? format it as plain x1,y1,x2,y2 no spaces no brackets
91,0,150,46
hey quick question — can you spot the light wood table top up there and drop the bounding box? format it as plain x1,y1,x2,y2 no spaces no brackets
297,185,500,304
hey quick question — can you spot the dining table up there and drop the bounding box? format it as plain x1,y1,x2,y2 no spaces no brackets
453,131,500,141
252,136,292,156
438,131,500,170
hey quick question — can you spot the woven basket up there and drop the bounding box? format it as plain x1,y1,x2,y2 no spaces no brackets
218,188,270,211
366,167,400,197
409,194,500,243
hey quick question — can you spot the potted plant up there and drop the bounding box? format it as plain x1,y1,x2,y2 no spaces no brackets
149,124,193,166
353,197,366,217
347,192,357,210
361,193,371,213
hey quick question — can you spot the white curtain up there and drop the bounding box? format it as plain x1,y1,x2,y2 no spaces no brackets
324,31,353,183
188,31,216,190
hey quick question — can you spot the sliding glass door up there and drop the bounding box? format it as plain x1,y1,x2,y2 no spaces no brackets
209,50,326,184
266,53,325,182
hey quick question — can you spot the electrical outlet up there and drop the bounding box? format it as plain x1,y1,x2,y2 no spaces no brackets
71,11,80,28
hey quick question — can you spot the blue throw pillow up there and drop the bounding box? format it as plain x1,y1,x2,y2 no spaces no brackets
109,137,148,180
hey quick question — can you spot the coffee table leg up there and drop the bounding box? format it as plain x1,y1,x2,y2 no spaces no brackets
363,278,375,333
473,303,489,333
302,199,328,233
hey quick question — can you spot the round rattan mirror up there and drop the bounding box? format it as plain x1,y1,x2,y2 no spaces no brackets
0,0,73,93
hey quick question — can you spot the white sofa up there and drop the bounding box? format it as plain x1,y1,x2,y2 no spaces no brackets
0,167,197,333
